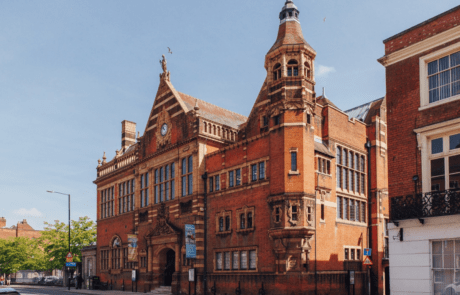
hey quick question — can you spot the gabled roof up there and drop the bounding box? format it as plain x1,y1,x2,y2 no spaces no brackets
316,95,338,109
179,92,247,129
345,97,384,124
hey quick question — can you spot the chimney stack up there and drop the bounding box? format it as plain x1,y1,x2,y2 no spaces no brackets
121,120,136,151
0,217,6,228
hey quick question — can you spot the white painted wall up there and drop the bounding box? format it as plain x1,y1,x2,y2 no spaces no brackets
388,215,460,294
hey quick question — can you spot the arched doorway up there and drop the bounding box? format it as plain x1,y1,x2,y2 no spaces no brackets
159,249,176,286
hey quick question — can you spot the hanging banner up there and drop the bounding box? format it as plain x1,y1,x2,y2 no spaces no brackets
185,224,196,259
127,234,138,261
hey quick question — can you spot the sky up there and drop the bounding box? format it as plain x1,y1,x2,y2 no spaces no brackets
1,0,458,230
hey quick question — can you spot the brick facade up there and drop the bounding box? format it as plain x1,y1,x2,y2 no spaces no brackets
0,218,41,240
94,1,388,294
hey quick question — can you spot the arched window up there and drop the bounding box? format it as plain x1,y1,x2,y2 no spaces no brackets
213,125,216,135
218,127,221,137
204,122,207,133
219,217,224,232
247,212,253,228
273,63,282,81
304,62,311,79
240,213,246,229
287,60,298,77
231,132,234,141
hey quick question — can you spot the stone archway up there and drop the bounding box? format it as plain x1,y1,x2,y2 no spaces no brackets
157,248,176,286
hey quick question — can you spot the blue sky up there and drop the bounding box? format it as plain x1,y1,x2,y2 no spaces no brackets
1,0,458,230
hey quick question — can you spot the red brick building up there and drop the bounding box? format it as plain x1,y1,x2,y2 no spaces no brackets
379,5,460,295
0,218,41,240
94,1,388,294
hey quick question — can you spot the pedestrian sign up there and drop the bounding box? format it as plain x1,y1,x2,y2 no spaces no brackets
363,256,373,265
364,248,371,256
66,252,73,263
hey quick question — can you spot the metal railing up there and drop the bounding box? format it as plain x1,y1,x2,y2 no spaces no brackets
391,189,460,221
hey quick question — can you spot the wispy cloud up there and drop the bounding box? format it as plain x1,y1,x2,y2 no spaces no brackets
13,208,43,218
316,65,336,78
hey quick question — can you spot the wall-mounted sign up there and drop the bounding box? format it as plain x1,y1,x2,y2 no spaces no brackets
132,270,136,282
188,268,195,282
185,224,196,259
349,270,355,285
66,252,73,263
128,234,138,261
364,248,372,256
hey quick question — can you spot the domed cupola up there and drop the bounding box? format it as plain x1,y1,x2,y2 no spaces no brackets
279,0,300,24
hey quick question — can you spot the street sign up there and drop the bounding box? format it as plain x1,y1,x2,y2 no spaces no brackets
363,256,373,266
132,270,136,282
349,270,355,285
66,262,76,267
364,248,371,256
66,252,73,263
188,268,195,282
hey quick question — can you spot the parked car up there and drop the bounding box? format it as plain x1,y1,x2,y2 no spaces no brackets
0,288,21,294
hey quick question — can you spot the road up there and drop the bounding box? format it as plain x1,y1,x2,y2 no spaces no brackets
3,286,143,295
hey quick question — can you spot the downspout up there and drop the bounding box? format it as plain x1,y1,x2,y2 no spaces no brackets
315,172,319,295
201,136,209,295
365,141,372,295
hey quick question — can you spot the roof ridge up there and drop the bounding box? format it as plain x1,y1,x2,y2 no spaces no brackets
344,97,384,113
178,92,248,119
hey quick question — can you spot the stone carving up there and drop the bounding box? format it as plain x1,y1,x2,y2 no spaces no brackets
156,106,172,147
286,256,297,271
146,203,176,237
159,55,170,81
286,200,302,226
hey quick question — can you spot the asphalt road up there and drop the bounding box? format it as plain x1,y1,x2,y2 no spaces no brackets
12,287,70,295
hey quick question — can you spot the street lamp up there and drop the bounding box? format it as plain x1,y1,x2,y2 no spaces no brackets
47,190,71,290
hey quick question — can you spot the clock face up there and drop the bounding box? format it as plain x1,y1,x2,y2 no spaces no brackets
161,123,168,136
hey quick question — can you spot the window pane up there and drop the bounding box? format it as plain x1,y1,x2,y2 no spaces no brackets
337,147,342,165
349,151,353,167
252,165,257,181
450,155,460,189
182,176,186,196
165,165,169,181
216,253,222,270
432,138,444,154
350,200,355,221
249,250,257,269
444,240,455,269
337,167,342,188
259,162,265,179
450,134,460,150
229,171,234,187
182,158,186,175
430,88,440,103
453,81,460,97
171,163,175,179
344,198,348,220
188,156,193,173
240,251,247,269
224,252,230,270
337,197,342,219
343,150,347,167
146,188,149,205
429,74,438,90
209,177,214,192
440,56,450,71
160,184,164,202
431,158,446,191
236,169,241,185
343,169,348,190
355,154,359,170
428,60,438,75
232,252,239,269
188,174,193,195
165,182,169,201
155,169,158,184
291,152,297,171
215,175,220,191
171,180,175,200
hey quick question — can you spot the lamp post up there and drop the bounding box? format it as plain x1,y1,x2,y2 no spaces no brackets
47,190,71,290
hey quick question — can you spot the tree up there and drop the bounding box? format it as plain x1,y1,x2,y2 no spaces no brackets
38,216,96,270
0,237,45,274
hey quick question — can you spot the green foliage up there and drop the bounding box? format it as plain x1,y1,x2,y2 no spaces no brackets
0,237,45,274
38,216,97,270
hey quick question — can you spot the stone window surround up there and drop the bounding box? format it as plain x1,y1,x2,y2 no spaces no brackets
289,148,299,175
316,155,331,176
335,143,367,197
415,117,460,193
419,42,460,111
343,245,362,261
236,205,255,233
213,246,258,272
215,210,232,235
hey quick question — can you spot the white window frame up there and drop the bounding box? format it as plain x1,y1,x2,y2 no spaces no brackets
415,118,460,193
419,42,460,111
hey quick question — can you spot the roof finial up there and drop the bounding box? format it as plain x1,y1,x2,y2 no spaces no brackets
159,54,170,81
322,87,326,98
194,99,200,111
102,152,107,164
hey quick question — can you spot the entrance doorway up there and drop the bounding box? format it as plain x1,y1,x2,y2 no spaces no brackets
163,249,175,286
385,266,390,295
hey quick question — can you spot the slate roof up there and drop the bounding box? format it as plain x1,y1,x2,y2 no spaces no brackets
268,21,315,54
345,98,384,124
314,141,335,158
316,95,338,109
179,92,247,129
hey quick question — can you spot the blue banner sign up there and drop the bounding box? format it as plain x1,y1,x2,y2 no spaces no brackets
66,262,76,267
364,248,372,256
185,224,196,259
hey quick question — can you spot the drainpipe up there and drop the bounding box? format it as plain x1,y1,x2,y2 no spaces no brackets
201,172,208,295
365,141,372,295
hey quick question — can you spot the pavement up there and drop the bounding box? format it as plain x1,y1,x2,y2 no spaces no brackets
1,285,146,295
